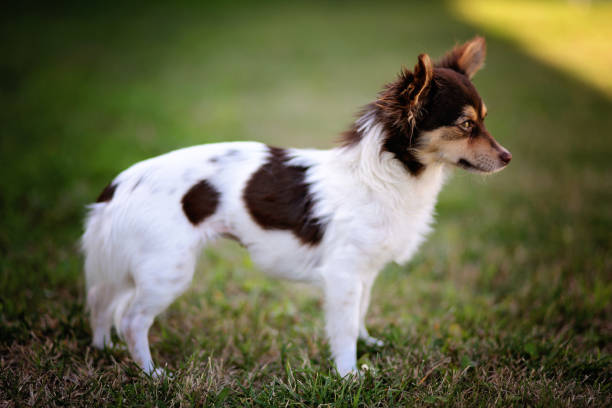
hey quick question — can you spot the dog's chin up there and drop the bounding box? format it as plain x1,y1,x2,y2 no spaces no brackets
456,158,504,174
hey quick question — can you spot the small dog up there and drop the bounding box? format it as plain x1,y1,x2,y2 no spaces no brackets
82,37,511,377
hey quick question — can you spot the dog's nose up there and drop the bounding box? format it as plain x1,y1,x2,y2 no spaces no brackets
499,150,512,164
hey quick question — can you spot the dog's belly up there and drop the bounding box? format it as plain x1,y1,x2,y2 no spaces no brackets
228,226,325,283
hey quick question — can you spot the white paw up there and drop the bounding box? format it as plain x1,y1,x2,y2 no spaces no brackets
92,339,114,350
337,365,377,380
149,367,172,379
336,365,360,379
360,335,384,348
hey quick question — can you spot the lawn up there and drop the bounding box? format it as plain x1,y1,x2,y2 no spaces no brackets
1,0,610,406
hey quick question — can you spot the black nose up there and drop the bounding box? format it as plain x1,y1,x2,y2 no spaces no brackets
500,151,512,164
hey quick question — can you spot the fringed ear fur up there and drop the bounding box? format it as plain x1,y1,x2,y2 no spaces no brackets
376,53,434,131
436,36,486,79
407,53,433,109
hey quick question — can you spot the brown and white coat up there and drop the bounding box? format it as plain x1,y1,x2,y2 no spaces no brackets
82,36,511,377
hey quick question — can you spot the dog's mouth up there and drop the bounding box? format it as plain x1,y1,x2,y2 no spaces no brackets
457,158,508,174
457,158,486,172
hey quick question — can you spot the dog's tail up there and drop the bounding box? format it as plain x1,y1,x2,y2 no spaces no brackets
81,201,134,343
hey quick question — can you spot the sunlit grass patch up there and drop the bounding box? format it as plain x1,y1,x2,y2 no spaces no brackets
453,0,612,97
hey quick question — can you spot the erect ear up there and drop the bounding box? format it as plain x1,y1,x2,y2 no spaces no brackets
406,53,433,107
436,36,486,79
376,53,433,130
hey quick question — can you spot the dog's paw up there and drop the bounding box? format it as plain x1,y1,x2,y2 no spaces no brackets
339,364,377,381
92,339,116,350
337,367,360,380
335,362,359,379
149,367,173,380
360,335,384,348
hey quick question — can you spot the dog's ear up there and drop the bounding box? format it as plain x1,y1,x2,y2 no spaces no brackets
376,53,433,131
436,36,486,79
407,53,433,108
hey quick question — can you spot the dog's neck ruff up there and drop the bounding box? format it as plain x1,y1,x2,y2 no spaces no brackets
335,110,448,202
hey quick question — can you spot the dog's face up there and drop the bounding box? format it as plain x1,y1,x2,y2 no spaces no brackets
418,67,512,173
377,37,511,174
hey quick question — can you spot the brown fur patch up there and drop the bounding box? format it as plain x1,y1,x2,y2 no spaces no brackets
408,54,434,109
462,105,478,121
96,182,117,203
375,55,435,175
243,147,325,245
376,54,433,134
439,125,469,141
181,180,220,225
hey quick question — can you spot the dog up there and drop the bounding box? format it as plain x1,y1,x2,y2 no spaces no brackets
82,36,511,377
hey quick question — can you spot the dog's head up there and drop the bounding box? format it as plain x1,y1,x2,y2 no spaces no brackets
376,37,511,175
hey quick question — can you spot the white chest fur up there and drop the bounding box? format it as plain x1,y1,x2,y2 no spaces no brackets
301,125,448,274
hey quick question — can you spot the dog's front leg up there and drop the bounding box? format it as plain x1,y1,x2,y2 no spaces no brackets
323,271,362,377
358,273,384,347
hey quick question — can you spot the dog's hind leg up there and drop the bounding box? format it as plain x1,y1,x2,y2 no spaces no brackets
119,250,199,375
88,284,116,349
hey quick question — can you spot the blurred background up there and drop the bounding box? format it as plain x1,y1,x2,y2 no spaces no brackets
1,0,610,405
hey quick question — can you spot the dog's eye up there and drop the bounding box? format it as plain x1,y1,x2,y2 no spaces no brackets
459,120,474,131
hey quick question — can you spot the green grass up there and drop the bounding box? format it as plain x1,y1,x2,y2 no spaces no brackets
1,1,610,406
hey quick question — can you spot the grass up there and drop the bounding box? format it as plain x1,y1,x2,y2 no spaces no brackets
1,0,611,406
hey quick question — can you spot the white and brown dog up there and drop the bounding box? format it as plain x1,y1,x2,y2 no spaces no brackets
82,37,511,377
